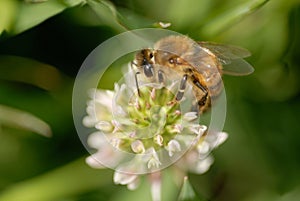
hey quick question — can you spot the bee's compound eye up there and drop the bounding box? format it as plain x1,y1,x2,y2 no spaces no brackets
143,63,154,77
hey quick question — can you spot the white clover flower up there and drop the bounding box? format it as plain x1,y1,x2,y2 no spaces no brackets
83,69,228,201
140,147,161,169
167,140,181,157
83,89,114,127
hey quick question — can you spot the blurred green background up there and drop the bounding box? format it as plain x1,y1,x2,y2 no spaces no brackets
0,0,300,201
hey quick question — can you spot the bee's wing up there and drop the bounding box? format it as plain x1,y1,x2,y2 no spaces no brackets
198,42,254,76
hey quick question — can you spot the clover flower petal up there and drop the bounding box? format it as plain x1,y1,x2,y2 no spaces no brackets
167,140,181,157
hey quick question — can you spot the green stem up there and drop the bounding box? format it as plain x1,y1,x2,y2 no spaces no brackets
0,158,112,201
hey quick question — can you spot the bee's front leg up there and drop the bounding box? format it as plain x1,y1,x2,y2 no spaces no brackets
134,72,141,97
157,70,164,84
131,61,141,97
175,74,188,101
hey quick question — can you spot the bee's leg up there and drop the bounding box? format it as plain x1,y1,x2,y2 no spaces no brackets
175,74,188,101
134,72,141,97
158,70,164,84
131,61,141,97
194,80,208,106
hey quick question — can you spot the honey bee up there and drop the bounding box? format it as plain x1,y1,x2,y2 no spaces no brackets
133,35,254,113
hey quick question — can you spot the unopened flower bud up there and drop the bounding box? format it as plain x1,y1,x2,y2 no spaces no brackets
95,121,113,132
131,140,145,153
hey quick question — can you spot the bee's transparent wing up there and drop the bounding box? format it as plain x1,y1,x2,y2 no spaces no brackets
198,42,254,76
221,59,254,76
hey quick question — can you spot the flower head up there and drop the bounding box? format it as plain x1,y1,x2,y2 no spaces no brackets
83,68,227,200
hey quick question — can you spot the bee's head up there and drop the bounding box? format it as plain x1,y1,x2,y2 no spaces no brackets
134,49,155,77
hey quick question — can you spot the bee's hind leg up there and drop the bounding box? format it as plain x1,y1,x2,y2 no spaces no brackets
175,74,188,101
193,80,208,107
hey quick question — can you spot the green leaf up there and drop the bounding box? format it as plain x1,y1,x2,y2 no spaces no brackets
0,0,18,34
24,0,49,3
86,0,127,32
11,0,86,35
202,0,269,37
178,177,204,201
118,8,158,29
0,104,52,137
0,55,67,92
165,0,212,30
0,158,113,201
